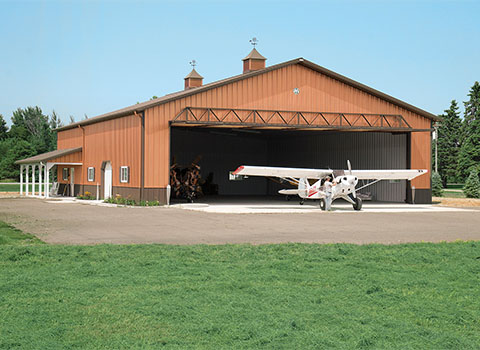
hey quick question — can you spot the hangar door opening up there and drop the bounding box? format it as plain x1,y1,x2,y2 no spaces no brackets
170,127,408,202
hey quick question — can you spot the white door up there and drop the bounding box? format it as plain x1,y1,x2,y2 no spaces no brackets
104,162,112,199
70,167,75,197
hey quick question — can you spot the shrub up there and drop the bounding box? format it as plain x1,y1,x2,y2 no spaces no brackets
431,172,443,197
77,191,95,200
103,195,161,206
463,170,480,198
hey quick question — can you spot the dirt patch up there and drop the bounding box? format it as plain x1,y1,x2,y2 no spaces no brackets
433,196,480,208
0,192,20,198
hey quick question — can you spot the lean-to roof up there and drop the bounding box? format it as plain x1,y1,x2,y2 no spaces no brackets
15,147,82,164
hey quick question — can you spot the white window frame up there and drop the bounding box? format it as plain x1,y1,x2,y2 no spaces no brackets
87,167,95,182
120,166,129,183
62,168,69,181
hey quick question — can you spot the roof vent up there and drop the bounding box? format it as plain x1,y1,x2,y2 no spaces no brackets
243,38,266,73
184,60,203,89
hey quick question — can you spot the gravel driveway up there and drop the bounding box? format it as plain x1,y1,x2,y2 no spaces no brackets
1,197,479,245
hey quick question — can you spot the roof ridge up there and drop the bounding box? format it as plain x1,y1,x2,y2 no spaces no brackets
56,57,437,131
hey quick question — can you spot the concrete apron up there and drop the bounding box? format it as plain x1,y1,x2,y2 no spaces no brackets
170,201,476,214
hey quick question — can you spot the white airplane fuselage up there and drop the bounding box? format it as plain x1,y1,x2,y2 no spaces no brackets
280,175,359,204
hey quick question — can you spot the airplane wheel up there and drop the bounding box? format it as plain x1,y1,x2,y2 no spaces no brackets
286,195,291,201
319,198,326,211
299,200,304,205
353,197,362,211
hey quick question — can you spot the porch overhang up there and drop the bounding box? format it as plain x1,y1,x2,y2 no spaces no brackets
16,147,83,199
15,147,82,164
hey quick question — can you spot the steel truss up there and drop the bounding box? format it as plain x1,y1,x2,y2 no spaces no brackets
171,107,416,131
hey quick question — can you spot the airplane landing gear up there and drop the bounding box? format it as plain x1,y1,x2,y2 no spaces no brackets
319,198,326,211
353,197,362,211
299,199,305,205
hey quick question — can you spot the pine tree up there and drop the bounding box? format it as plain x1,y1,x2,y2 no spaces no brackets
458,82,480,178
437,100,462,184
431,171,443,197
463,169,480,198
0,114,8,140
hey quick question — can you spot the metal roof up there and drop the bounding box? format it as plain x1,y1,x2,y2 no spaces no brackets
242,48,267,61
184,68,203,80
57,58,439,131
15,147,82,164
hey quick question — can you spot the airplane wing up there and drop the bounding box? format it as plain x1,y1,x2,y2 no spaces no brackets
232,165,332,179
350,169,428,180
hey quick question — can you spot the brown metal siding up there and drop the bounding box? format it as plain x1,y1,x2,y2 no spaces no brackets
55,114,141,187
57,127,83,149
411,132,431,189
145,64,431,188
81,114,141,188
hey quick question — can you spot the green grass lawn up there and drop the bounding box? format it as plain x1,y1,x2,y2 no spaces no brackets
0,184,42,192
0,221,44,245
1,223,479,349
442,190,466,198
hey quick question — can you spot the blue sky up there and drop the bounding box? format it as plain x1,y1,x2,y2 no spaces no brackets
1,0,479,126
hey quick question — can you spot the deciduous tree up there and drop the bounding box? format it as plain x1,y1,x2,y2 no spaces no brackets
0,139,36,180
9,107,52,154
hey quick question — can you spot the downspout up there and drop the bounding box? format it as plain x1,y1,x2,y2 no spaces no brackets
78,125,85,195
135,111,145,201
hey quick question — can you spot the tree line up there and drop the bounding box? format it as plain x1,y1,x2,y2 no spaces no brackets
0,83,479,195
434,81,480,197
0,107,63,180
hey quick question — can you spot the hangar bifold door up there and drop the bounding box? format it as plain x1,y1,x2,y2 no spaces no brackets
171,127,408,202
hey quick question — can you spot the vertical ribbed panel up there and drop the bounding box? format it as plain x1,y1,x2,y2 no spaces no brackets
57,128,82,149
267,131,407,202
80,114,141,187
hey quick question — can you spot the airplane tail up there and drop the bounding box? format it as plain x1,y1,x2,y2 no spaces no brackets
298,177,309,198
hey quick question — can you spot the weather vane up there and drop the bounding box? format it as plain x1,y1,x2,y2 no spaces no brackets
249,37,258,47
189,60,197,68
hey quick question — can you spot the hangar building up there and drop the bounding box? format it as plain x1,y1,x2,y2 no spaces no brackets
16,48,438,204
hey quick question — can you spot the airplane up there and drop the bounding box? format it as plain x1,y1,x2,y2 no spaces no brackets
230,161,428,211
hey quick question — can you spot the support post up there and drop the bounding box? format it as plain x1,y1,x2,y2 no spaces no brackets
44,165,48,198
32,164,36,197
25,165,29,196
434,126,438,173
38,164,43,197
20,165,24,196
46,163,52,198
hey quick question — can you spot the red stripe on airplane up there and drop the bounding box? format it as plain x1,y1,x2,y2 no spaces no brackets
232,166,244,175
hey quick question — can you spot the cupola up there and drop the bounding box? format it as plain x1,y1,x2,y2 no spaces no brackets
242,39,267,73
184,60,203,89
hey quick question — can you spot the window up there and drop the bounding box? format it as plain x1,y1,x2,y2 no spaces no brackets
87,167,95,182
62,168,69,181
120,166,129,183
